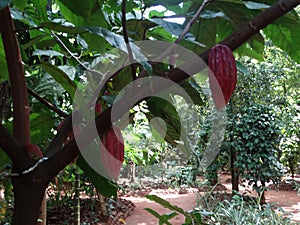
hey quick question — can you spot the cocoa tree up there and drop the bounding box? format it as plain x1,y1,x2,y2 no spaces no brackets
0,0,299,224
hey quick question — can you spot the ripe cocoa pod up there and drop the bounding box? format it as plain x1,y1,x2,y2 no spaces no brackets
208,44,237,111
100,126,124,180
24,144,43,159
95,101,102,114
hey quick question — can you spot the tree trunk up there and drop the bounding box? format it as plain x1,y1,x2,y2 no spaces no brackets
11,174,48,225
230,147,239,192
37,194,47,225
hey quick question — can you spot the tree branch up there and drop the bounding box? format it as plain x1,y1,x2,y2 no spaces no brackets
29,0,300,180
0,124,32,171
0,7,30,145
122,0,136,80
27,87,68,118
175,0,213,44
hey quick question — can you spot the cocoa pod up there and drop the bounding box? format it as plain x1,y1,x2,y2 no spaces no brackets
95,101,102,114
208,44,237,111
24,144,43,159
100,126,124,180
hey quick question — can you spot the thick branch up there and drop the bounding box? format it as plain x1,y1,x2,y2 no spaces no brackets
42,0,300,179
0,7,30,145
167,0,300,82
0,125,32,170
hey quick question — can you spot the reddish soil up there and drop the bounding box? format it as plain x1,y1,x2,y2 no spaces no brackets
122,175,300,225
124,190,198,225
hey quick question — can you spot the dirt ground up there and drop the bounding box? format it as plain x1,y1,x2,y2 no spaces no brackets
122,175,300,225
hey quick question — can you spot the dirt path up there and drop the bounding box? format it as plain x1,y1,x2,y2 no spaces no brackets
124,186,300,224
124,191,198,225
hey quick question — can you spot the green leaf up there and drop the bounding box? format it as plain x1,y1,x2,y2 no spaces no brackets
150,18,195,40
33,49,64,58
243,1,269,9
56,0,107,52
144,0,182,7
237,33,264,61
0,149,11,168
57,0,106,25
30,112,55,144
0,36,9,82
148,27,176,42
264,22,300,63
144,208,176,225
77,156,117,197
146,195,186,214
112,66,132,92
40,62,76,98
179,79,204,106
146,97,181,146
84,27,152,74
0,0,11,10
12,0,26,11
31,0,48,22
236,60,250,75
41,22,87,34
22,34,47,50
126,19,157,40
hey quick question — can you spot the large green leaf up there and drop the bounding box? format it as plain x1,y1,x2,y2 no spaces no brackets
236,33,264,61
263,19,300,63
12,0,26,11
0,149,11,168
146,97,181,146
126,19,157,40
40,62,77,98
84,27,152,74
30,112,55,144
77,156,117,197
57,0,106,23
150,18,195,41
179,79,204,106
56,0,107,52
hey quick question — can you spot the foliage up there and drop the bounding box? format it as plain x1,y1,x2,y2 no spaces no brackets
231,104,285,194
198,193,292,225
145,192,292,225
232,42,300,178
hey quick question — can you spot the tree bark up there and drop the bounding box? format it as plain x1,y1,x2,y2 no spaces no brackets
11,173,48,225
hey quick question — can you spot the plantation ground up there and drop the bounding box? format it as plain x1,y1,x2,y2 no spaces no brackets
45,174,300,224
122,174,300,225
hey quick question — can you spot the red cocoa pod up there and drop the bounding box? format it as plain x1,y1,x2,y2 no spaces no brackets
100,126,124,180
208,44,237,111
95,101,102,114
24,144,43,159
